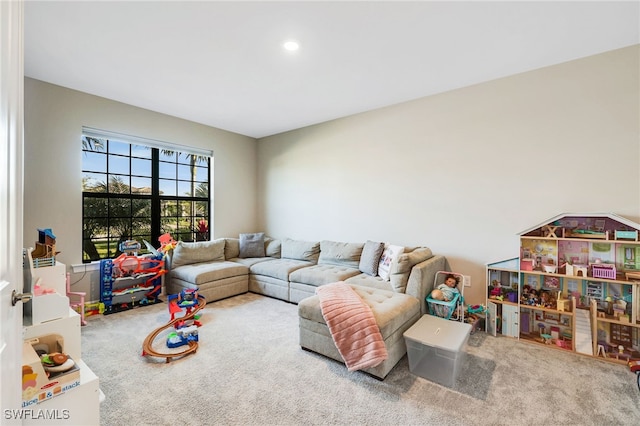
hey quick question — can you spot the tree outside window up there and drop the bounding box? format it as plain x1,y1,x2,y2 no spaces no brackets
82,135,210,262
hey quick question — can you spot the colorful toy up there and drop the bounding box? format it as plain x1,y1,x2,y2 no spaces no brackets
167,325,199,348
155,233,177,253
169,289,200,321
142,289,206,363
629,359,640,391
426,271,465,321
119,239,141,256
467,304,485,314
100,251,166,315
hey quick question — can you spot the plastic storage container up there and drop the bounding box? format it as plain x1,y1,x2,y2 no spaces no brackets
403,315,472,386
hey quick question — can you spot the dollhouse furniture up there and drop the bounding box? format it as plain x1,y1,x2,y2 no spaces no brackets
626,271,640,281
565,263,588,277
591,263,617,280
486,213,640,367
597,344,607,357
556,292,570,312
615,230,639,241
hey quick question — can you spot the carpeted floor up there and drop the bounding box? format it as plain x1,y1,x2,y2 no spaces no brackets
81,292,640,425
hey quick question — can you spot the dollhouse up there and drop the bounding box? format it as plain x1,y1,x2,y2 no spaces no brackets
486,213,640,365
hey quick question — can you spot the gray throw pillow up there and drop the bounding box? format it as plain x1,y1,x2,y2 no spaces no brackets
359,240,385,276
239,232,266,258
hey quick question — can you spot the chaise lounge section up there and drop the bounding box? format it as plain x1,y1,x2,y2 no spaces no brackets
298,284,421,379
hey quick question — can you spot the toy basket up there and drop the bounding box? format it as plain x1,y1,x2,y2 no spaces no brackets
427,293,461,320
426,271,465,321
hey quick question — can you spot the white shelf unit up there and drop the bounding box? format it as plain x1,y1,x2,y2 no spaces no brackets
22,256,101,423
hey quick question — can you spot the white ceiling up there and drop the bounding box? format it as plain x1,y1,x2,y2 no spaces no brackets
24,1,640,139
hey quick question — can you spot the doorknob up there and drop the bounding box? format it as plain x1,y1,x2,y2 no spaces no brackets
11,290,32,306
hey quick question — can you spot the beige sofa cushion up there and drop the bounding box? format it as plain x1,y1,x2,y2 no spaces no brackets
390,247,433,293
250,258,314,281
171,239,225,268
281,239,320,263
265,238,281,258
170,261,248,285
289,264,361,286
224,238,240,260
298,284,420,339
318,240,363,269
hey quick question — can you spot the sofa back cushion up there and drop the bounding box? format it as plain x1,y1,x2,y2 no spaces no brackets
318,240,363,269
265,238,281,258
281,239,320,263
224,238,240,260
239,232,266,258
171,239,225,268
390,247,433,293
359,240,385,276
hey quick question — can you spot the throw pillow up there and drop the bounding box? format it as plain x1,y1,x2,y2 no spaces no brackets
359,240,385,276
239,232,266,258
378,244,404,281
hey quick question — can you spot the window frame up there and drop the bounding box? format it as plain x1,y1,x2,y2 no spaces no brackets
82,132,211,263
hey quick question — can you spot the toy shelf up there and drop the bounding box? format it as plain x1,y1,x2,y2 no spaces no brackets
99,257,164,315
487,213,640,365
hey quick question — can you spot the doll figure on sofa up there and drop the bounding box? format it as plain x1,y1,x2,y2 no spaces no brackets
430,274,460,302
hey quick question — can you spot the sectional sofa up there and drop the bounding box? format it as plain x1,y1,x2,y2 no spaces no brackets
165,235,448,379
166,236,446,315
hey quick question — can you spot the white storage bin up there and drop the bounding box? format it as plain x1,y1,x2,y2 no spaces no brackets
403,315,471,386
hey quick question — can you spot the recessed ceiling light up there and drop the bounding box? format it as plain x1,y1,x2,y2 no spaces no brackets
283,40,299,52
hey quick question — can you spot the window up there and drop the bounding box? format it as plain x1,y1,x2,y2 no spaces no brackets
82,128,211,262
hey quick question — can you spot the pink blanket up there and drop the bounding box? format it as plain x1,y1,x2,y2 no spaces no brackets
316,282,388,371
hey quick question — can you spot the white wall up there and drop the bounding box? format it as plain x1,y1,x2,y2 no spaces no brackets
257,45,640,304
24,78,258,299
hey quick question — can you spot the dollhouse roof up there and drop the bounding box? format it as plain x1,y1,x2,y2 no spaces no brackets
37,228,56,240
518,213,640,236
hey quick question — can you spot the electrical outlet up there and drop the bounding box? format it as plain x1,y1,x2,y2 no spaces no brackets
463,275,471,287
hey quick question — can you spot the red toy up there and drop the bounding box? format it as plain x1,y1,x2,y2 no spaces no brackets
629,359,640,391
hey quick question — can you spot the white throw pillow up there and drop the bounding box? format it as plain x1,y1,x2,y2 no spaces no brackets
378,244,404,281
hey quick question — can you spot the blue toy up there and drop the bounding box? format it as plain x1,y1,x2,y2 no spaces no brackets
167,324,199,348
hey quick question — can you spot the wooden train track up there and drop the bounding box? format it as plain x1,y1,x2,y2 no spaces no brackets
141,296,206,363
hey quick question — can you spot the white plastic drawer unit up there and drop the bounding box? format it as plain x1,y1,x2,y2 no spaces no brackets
403,314,472,386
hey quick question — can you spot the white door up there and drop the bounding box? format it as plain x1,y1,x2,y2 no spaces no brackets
502,304,519,338
486,301,497,336
1,0,25,420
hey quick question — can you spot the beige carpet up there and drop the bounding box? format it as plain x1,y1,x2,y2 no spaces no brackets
81,292,640,425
